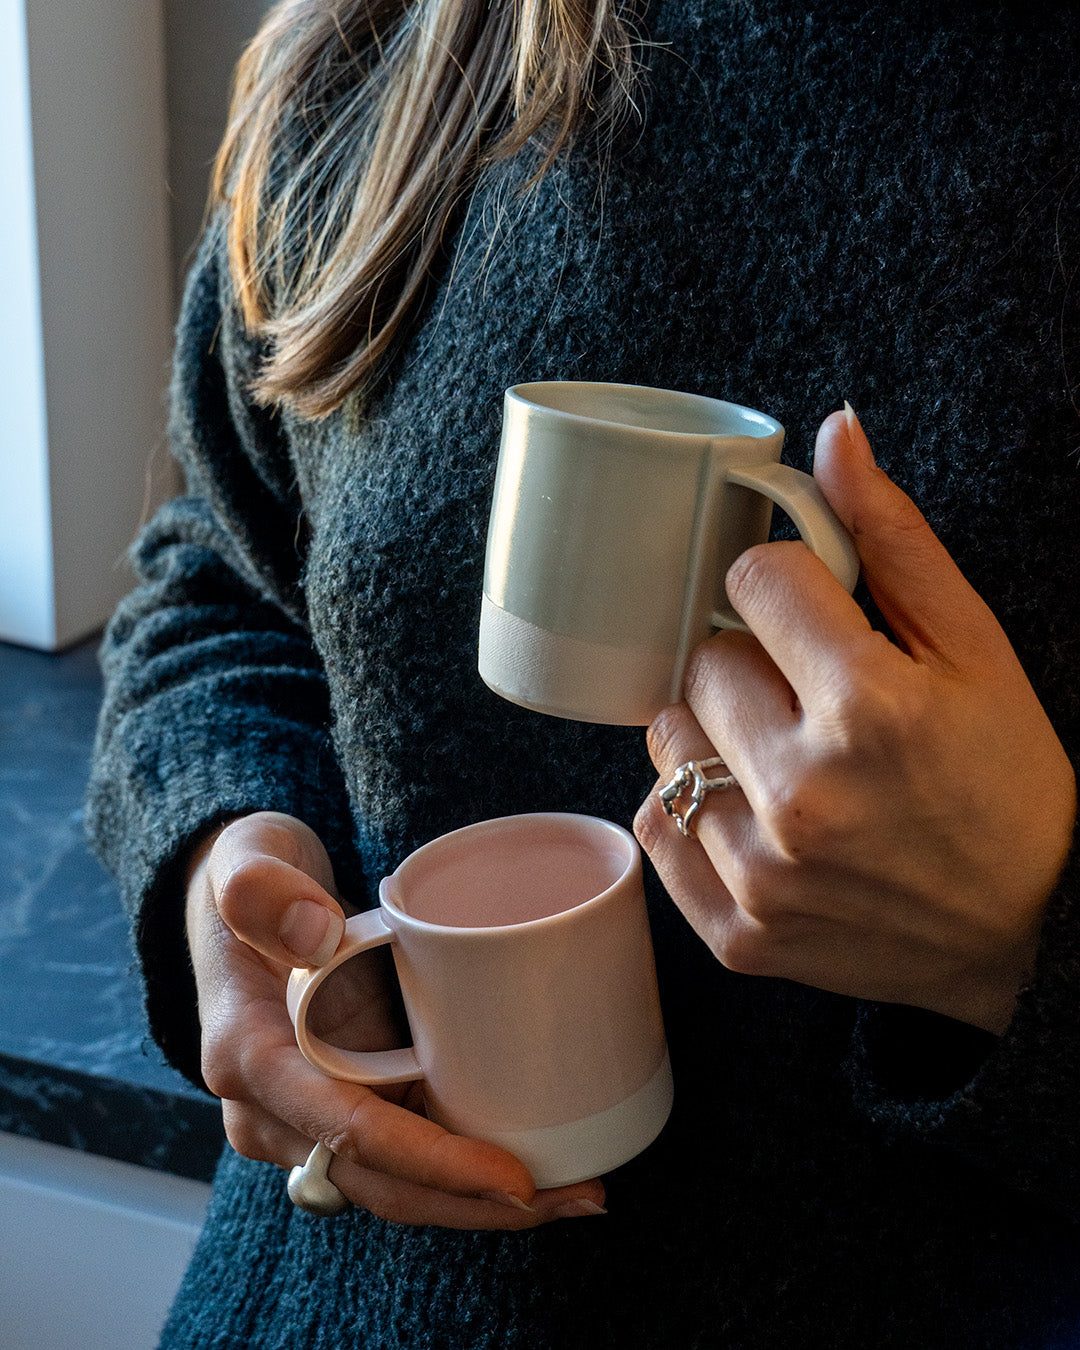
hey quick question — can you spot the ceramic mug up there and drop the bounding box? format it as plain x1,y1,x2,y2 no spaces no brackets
478,381,860,725
287,813,672,1189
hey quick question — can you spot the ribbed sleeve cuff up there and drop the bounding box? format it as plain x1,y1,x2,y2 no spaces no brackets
87,691,362,1093
848,827,1080,1218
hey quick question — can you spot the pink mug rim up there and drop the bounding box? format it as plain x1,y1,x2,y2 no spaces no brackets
377,812,640,939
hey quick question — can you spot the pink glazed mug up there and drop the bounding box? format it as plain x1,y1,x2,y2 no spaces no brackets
286,814,673,1188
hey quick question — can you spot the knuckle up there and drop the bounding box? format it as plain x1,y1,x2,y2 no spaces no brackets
725,543,770,604
759,778,836,861
887,484,932,540
633,794,668,858
220,1104,266,1162
725,542,807,614
216,853,270,907
716,922,780,979
213,858,282,934
201,1053,242,1104
810,644,936,766
851,667,916,729
842,666,934,755
681,641,721,707
215,856,271,925
200,1021,248,1101
645,703,696,774
325,1094,381,1170
236,812,332,885
729,856,784,923
422,1128,483,1196
219,811,302,857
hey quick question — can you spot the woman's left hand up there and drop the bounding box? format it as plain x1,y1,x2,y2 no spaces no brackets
634,408,1076,1034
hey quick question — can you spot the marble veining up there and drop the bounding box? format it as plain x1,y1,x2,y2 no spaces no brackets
0,1054,223,1182
0,639,224,1182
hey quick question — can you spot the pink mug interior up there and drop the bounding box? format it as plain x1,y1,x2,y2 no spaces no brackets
386,815,635,929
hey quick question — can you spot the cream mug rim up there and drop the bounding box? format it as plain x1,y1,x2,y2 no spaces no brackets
506,380,783,442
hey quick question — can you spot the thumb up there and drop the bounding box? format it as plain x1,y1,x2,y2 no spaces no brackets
812,405,1001,665
208,813,346,969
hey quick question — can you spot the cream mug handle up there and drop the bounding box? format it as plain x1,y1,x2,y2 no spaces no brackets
714,461,861,627
286,910,424,1084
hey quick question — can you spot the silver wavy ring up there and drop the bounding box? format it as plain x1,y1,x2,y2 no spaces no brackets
659,756,740,838
287,1142,351,1217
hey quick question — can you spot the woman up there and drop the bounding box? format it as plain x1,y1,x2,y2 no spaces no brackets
89,0,1080,1344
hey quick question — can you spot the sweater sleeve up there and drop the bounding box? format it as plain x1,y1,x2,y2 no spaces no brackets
85,220,362,1091
848,818,1080,1220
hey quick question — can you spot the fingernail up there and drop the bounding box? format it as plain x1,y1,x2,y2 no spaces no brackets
843,400,876,466
552,1199,608,1219
280,900,343,966
481,1191,536,1212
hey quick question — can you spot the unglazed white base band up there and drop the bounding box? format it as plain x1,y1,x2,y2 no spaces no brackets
429,1052,674,1189
478,593,677,727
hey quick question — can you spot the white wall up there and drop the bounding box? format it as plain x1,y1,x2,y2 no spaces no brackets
0,0,57,648
0,0,175,650
33,0,176,650
0,1132,211,1350
0,0,271,651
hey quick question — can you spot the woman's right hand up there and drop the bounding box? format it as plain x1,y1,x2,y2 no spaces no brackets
185,811,608,1228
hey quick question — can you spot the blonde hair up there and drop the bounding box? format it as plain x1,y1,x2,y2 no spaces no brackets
213,0,642,417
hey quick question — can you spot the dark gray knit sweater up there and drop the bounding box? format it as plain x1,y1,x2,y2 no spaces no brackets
88,2,1080,1345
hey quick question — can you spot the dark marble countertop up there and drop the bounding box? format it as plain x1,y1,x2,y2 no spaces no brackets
0,638,224,1183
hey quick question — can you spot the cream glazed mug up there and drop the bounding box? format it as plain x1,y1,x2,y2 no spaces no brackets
478,381,860,725
287,813,673,1189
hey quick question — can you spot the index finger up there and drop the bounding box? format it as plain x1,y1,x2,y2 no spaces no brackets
724,539,889,715
812,407,1006,668
226,986,540,1204
283,1048,536,1201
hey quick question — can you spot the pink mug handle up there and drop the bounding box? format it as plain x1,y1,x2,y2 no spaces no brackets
285,910,424,1084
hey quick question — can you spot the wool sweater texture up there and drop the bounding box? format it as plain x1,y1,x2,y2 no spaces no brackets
88,1,1080,1345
